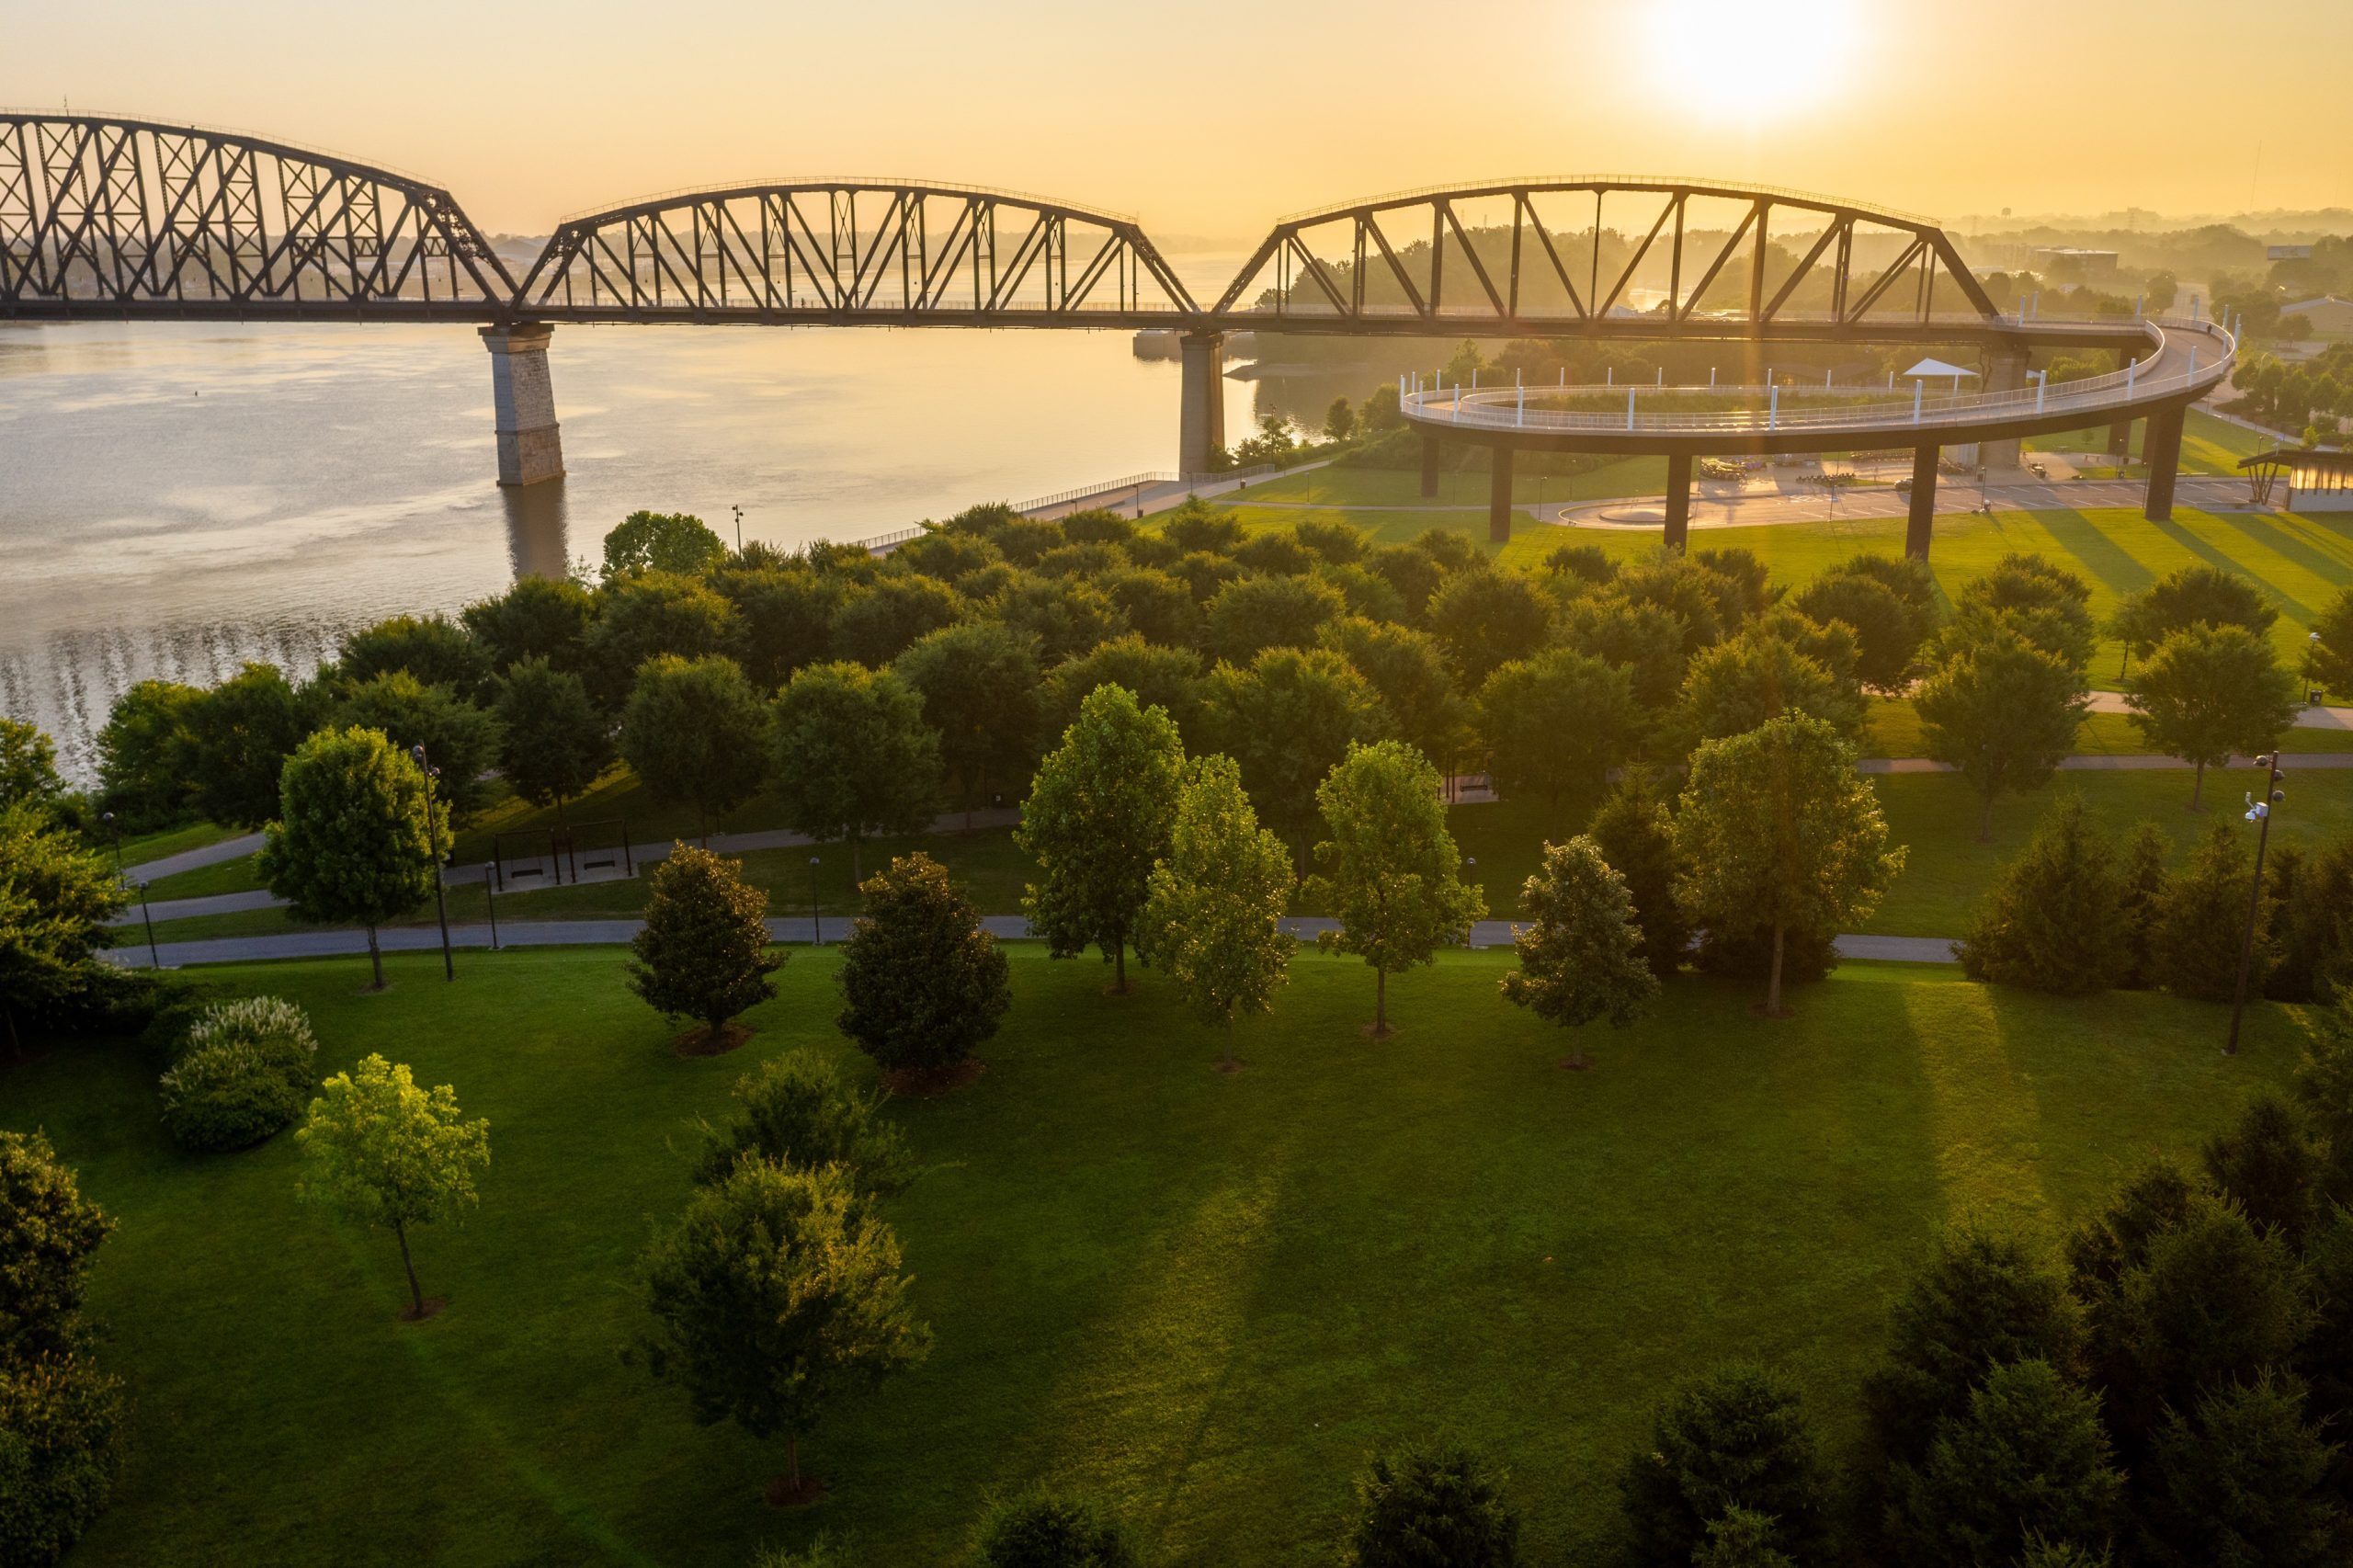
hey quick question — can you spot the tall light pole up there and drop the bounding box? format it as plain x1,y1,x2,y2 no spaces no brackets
411,744,455,982
136,880,160,970
2224,753,2287,1057
732,504,744,552
809,854,823,945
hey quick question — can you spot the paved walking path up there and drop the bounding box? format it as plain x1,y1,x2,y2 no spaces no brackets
108,743,2352,932
101,914,1962,972
122,830,265,882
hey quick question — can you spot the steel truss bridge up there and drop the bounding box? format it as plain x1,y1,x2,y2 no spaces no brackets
3,112,2221,550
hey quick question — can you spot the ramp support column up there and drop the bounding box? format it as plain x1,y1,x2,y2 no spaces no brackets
1419,432,1441,498
2143,403,2186,522
2107,419,2134,459
1178,331,1227,477
1981,346,2029,469
1488,447,1515,544
1664,452,1692,551
482,324,563,486
1905,445,1938,560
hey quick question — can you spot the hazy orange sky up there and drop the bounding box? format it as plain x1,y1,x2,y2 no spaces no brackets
6,0,2345,243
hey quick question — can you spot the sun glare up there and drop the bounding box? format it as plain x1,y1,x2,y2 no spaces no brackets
1641,0,1864,125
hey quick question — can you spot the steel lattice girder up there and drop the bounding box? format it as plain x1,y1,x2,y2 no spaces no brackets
510,180,1201,323
0,114,514,315
1210,177,2004,334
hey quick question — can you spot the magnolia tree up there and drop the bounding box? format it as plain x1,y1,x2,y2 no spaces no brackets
1673,715,1905,1017
1017,682,1186,994
1303,740,1486,1037
1138,755,1296,1071
627,844,782,1048
295,1054,490,1321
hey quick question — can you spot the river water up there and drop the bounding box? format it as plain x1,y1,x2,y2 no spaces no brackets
0,278,1300,778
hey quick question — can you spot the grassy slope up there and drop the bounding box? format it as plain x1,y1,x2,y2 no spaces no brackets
1530,505,2353,681
8,946,2319,1567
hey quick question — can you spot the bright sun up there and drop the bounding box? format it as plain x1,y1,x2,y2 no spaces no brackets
1641,0,1865,125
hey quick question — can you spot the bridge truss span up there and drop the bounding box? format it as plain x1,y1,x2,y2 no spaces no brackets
0,113,515,319
511,180,1201,326
1210,176,2002,338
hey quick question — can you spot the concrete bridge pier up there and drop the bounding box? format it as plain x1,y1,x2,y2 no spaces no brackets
1663,453,1692,551
1420,432,1441,498
2143,403,2186,521
1178,331,1226,476
1487,448,1514,543
2107,419,2134,459
482,324,563,486
1905,445,1939,560
1981,347,2029,469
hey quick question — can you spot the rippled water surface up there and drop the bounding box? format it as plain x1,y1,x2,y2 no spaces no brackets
0,312,1261,776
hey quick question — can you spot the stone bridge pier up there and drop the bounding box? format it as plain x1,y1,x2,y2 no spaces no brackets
1178,330,1227,477
482,324,564,486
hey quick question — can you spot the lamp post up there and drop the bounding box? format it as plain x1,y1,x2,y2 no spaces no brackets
809,854,823,945
411,744,455,982
2224,753,2287,1057
136,881,160,970
732,504,744,552
100,810,124,881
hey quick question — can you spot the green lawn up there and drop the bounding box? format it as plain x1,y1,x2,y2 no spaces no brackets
1518,506,2353,684
7,946,2322,1566
107,820,244,874
1233,458,1667,512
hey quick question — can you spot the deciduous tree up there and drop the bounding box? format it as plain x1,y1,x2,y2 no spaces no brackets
1200,647,1392,847
1478,650,1638,806
892,621,1041,826
1673,714,1904,1015
181,661,327,828
2127,623,2302,808
491,656,612,821
620,653,771,842
334,670,505,817
2150,820,2275,1001
690,1051,914,1195
1914,622,2089,841
1017,683,1185,993
1586,770,1687,977
93,680,200,827
0,1131,113,1363
633,1160,929,1503
258,727,437,991
1137,755,1296,1071
294,1054,490,1320
1499,837,1656,1066
1302,740,1486,1037
335,613,492,699
770,661,943,880
602,509,727,580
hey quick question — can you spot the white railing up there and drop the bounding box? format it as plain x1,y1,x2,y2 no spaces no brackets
1015,464,1282,516
1400,317,2233,437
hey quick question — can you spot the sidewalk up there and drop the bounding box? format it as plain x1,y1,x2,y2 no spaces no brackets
101,914,1962,971
110,744,2350,931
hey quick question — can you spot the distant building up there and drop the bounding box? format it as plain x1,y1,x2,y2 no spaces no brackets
2242,448,2353,512
2269,244,2315,261
2279,297,2353,335
2029,245,2120,277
